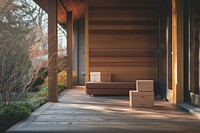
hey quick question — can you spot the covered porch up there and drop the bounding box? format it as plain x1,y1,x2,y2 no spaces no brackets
32,0,200,109
7,87,200,133
33,0,186,103
4,0,200,132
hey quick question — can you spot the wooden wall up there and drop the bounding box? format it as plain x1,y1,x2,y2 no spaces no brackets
88,0,158,82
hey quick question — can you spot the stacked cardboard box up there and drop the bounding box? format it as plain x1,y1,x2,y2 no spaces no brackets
129,80,154,107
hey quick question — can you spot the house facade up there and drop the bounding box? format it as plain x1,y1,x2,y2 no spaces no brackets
33,0,200,108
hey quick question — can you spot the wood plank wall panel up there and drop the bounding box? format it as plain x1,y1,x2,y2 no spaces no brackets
88,0,158,82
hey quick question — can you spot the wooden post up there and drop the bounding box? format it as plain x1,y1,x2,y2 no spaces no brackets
172,0,184,103
85,0,89,82
48,0,58,102
67,11,73,89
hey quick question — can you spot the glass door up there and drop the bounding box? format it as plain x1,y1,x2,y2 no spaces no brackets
189,0,200,107
166,11,172,102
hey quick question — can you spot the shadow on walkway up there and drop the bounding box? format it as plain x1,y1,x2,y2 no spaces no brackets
7,87,200,133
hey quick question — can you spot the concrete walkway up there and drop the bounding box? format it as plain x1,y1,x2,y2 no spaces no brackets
7,87,200,133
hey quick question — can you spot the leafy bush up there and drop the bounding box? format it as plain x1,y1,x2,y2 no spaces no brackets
25,89,48,111
0,103,32,132
44,70,77,88
0,69,73,132
58,71,67,84
32,67,48,89
0,87,48,132
58,83,66,92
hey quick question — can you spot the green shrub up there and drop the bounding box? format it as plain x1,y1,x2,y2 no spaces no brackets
58,83,66,92
0,76,67,132
40,84,48,91
25,89,48,111
0,103,32,132
32,67,48,88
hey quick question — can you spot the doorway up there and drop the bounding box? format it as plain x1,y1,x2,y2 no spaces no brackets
157,0,172,101
73,18,85,85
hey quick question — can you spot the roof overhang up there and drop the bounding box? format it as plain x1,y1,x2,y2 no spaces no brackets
33,0,86,25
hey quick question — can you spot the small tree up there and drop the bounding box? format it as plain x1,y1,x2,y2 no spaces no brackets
0,0,67,106
0,0,48,106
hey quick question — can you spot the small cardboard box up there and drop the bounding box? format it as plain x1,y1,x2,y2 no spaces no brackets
90,72,101,82
129,91,154,108
101,72,111,82
136,80,154,92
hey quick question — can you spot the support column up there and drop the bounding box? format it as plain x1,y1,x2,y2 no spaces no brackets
172,0,184,103
85,0,89,82
67,11,73,89
48,0,58,102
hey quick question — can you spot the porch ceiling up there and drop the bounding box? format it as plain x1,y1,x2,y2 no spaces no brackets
33,0,86,24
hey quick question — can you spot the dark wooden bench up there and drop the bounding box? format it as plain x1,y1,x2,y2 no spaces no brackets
86,82,136,96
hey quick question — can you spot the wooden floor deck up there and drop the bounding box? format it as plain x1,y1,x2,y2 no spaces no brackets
7,87,200,133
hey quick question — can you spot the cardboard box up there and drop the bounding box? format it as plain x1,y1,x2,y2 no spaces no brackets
129,91,154,107
101,72,111,82
90,72,101,82
136,80,154,92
